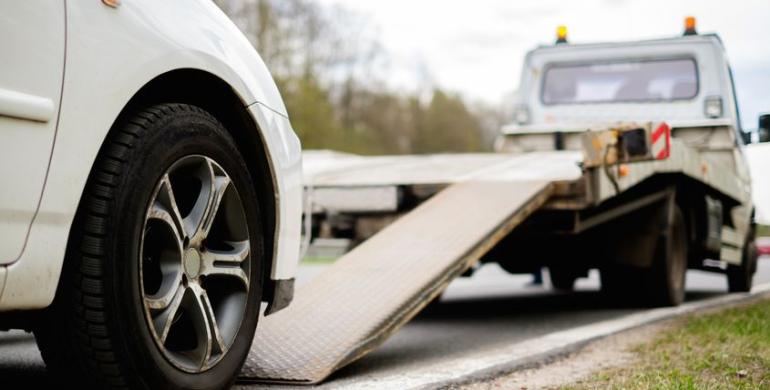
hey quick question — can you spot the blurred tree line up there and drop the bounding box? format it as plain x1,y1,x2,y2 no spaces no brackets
213,0,494,154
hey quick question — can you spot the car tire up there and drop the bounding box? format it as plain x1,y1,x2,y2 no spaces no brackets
34,103,264,390
727,227,758,293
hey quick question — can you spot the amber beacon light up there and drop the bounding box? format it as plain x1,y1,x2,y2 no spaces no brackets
556,26,568,44
684,16,697,36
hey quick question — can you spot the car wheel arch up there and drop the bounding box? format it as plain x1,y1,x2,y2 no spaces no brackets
83,68,280,305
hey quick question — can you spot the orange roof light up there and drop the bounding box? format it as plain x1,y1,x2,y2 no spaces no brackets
684,16,697,36
556,26,568,44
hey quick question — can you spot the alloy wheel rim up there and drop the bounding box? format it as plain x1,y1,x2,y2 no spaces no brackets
139,155,250,372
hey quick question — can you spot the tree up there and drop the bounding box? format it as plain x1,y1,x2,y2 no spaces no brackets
212,0,490,155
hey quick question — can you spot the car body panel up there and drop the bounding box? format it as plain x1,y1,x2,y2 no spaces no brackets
0,0,302,310
248,102,303,280
0,268,6,300
0,1,65,264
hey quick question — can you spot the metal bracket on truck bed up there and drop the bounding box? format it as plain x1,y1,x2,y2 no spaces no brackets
239,181,553,384
582,122,671,168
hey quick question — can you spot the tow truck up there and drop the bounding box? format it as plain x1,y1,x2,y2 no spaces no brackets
238,18,770,384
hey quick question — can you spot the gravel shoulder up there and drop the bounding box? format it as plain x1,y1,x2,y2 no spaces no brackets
452,321,671,390
454,297,770,390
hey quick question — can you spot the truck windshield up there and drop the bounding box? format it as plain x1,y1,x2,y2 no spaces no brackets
542,58,698,104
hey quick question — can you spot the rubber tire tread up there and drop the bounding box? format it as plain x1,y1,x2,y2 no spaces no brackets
34,104,250,390
728,226,758,293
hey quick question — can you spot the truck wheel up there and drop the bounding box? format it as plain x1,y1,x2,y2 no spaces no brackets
548,267,578,291
34,104,264,390
727,230,758,293
645,205,687,306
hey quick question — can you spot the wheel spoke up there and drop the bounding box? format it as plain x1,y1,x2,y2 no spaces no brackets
201,175,231,239
149,284,186,344
147,203,184,246
145,276,184,310
185,160,231,244
141,209,183,305
186,285,227,369
183,163,214,241
200,240,250,290
157,175,186,240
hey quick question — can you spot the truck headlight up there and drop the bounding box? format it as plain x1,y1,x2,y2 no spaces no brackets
704,96,723,118
513,105,530,125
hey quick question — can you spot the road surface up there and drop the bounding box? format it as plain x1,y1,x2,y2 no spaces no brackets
2,258,769,389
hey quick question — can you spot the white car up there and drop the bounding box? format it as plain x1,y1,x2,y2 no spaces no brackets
0,1,302,389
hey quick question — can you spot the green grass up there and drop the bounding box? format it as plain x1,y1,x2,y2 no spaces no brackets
561,299,770,390
300,257,338,265
758,224,770,238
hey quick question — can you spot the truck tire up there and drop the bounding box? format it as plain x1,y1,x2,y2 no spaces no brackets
34,104,264,390
644,205,687,306
727,229,758,293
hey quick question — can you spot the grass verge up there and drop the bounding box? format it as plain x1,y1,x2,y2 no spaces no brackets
758,224,769,238
300,256,338,265
561,299,770,390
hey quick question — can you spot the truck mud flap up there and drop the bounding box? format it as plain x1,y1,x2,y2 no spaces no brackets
239,181,553,384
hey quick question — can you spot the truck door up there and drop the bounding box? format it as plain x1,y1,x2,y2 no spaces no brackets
0,2,66,264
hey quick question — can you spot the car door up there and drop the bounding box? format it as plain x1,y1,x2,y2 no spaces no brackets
0,2,66,264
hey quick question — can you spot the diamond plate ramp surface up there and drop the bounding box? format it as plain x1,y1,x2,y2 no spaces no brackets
240,181,553,384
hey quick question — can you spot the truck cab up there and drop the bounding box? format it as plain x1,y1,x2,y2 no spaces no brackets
500,31,752,185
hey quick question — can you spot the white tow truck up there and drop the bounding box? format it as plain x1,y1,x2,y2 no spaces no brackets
237,19,770,385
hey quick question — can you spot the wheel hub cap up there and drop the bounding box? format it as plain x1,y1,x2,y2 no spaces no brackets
184,248,202,279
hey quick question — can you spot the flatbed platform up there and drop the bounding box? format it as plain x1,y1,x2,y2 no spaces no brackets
302,150,583,187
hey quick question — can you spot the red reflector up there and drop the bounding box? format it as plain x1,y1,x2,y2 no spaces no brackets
652,123,671,160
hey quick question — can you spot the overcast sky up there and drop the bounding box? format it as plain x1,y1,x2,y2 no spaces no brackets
320,0,770,128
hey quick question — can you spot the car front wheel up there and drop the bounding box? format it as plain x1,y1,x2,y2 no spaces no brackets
35,103,264,390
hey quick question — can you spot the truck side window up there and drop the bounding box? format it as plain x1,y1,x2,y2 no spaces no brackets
728,66,745,146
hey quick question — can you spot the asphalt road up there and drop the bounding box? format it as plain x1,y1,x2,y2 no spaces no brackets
2,258,769,389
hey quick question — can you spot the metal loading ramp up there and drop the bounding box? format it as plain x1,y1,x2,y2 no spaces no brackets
240,181,553,384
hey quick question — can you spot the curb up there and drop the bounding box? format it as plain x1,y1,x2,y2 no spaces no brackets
332,283,770,390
